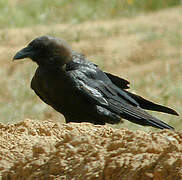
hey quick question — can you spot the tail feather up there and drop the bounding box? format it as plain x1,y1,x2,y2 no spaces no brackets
125,91,179,116
121,112,174,130
147,118,174,130
107,98,174,130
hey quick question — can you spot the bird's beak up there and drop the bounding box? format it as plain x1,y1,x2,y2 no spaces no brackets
13,46,33,60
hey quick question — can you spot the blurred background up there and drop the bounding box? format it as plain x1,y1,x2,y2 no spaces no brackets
0,0,181,131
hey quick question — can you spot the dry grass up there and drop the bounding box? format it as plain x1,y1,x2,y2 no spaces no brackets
0,6,181,130
0,0,181,28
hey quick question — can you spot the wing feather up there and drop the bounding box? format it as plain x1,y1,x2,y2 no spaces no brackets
67,64,174,129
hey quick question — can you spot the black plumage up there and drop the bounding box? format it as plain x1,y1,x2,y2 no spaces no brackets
13,36,179,129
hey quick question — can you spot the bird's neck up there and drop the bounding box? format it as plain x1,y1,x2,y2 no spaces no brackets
35,56,72,69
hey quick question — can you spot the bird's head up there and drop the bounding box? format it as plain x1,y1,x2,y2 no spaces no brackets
13,36,72,66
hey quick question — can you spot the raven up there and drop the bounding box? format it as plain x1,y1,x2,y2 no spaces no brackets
13,36,178,130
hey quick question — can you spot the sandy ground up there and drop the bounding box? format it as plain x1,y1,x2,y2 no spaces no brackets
0,119,182,180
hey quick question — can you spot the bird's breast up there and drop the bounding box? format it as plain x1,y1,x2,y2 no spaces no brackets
31,67,86,113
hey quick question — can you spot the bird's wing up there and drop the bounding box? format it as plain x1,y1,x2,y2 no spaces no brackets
67,63,174,130
105,72,130,89
105,72,178,116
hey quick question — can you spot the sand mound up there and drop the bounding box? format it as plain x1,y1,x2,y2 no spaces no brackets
0,119,182,180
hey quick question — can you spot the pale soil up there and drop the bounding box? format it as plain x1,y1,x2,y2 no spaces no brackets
1,119,182,180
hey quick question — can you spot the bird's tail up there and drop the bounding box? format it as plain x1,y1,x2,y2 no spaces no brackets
121,112,174,130
108,99,174,130
125,91,179,116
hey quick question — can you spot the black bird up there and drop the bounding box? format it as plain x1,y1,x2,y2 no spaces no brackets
13,36,179,130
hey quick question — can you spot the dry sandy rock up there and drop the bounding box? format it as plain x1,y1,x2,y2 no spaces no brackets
0,119,182,180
